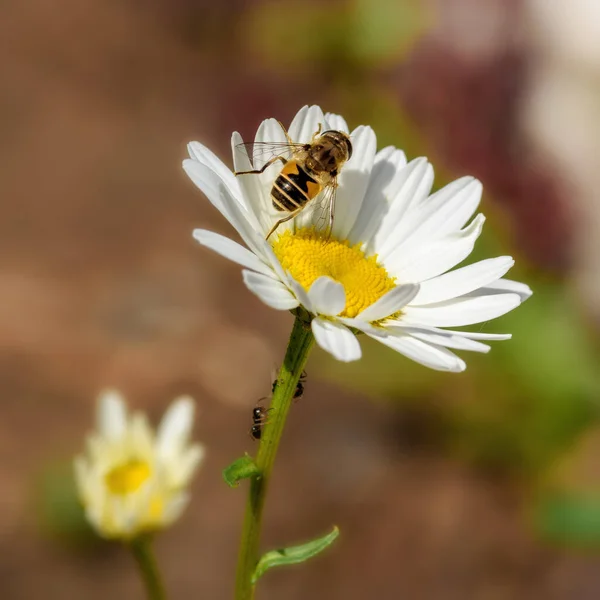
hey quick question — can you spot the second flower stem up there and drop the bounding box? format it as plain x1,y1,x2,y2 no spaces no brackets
234,316,315,600
130,535,167,600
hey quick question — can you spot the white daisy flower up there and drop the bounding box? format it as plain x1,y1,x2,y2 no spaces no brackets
183,105,531,371
74,390,204,540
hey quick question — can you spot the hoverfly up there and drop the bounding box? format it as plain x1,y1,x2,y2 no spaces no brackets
235,122,353,240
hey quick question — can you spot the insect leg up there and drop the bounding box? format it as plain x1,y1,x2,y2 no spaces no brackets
310,123,322,142
278,120,294,145
265,207,304,240
235,155,287,176
328,182,338,236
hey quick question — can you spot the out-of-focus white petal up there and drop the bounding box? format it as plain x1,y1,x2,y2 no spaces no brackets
357,283,420,322
170,445,205,487
243,270,300,310
163,493,191,526
307,277,346,316
97,390,127,439
76,390,202,540
157,397,195,459
312,318,362,362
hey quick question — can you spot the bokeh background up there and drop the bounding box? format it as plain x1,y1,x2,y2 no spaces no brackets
2,0,600,598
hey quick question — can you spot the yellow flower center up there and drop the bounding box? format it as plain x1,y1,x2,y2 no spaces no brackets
105,460,151,495
272,228,396,318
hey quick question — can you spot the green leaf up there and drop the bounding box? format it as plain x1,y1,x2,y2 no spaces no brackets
33,461,97,547
252,526,339,583
535,492,600,548
222,455,260,488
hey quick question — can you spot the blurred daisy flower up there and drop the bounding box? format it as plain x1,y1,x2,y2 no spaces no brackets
184,105,531,371
74,390,204,540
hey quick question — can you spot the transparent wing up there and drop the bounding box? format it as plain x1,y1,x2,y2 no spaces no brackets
307,182,338,237
237,141,307,167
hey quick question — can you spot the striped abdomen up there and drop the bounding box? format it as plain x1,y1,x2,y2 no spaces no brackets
271,160,322,213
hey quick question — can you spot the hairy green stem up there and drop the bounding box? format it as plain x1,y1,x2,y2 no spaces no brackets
235,316,315,600
130,535,167,600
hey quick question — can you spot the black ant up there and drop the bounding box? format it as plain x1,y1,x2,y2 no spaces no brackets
251,371,307,441
250,400,271,441
271,370,307,401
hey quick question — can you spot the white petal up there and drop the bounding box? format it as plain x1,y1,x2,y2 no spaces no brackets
357,283,420,322
311,318,362,362
231,131,252,171
212,182,272,264
307,277,346,316
349,146,408,244
412,256,514,305
97,390,127,439
324,112,349,133
370,332,466,372
231,131,272,236
253,118,289,168
387,214,486,282
243,270,299,310
289,278,314,313
402,292,521,327
393,325,491,353
395,177,482,253
386,323,512,341
338,317,388,336
170,444,205,487
372,158,434,256
288,105,325,143
187,142,240,198
183,159,236,223
157,397,195,459
192,229,275,278
191,182,289,284
162,493,190,526
332,126,377,240
443,330,511,341
479,278,533,301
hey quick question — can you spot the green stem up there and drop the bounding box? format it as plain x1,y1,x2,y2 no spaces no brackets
130,535,167,600
235,316,315,600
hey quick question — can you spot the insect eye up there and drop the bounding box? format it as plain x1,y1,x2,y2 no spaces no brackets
345,138,353,160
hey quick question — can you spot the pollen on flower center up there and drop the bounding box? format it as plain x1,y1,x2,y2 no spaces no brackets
272,228,396,318
105,460,151,495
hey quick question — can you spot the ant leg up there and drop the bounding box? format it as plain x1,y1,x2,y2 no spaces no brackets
265,208,303,240
235,155,287,176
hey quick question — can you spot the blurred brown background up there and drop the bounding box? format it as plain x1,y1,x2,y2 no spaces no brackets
2,0,600,598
